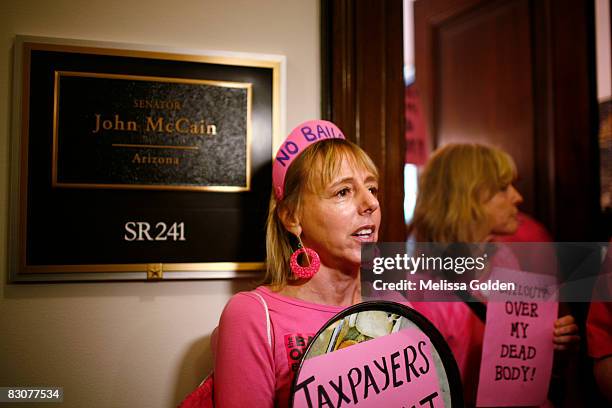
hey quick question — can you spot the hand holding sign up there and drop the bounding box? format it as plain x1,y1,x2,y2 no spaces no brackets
552,314,580,352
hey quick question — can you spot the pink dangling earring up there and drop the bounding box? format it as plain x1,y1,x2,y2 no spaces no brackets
290,235,320,279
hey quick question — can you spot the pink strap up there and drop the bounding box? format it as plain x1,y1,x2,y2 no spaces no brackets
253,292,272,349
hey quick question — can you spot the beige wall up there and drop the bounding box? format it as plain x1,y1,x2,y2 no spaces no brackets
0,1,319,407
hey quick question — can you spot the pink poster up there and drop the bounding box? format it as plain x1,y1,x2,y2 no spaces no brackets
293,328,445,408
476,268,558,407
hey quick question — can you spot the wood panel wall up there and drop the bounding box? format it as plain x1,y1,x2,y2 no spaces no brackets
322,0,407,242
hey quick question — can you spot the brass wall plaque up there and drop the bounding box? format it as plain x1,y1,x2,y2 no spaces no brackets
9,36,284,281
53,71,252,192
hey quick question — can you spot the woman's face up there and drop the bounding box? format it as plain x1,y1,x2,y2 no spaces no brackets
298,158,381,270
482,183,523,236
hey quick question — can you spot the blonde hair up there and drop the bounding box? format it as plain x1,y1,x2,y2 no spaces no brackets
410,143,516,243
264,139,378,288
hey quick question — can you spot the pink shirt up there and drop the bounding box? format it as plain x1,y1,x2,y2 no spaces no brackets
413,244,523,406
587,242,612,359
212,286,345,407
411,301,484,405
212,286,474,407
587,302,612,359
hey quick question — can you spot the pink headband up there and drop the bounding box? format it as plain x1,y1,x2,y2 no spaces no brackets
272,120,345,200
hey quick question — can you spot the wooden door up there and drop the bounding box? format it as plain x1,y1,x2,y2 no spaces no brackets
322,0,406,242
414,0,600,240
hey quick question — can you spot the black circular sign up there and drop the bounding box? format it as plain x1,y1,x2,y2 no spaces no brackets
290,301,463,407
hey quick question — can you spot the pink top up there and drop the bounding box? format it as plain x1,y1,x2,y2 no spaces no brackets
411,301,484,405
212,286,345,407
212,286,470,407
587,242,612,359
211,246,527,406
413,245,524,406
587,302,612,359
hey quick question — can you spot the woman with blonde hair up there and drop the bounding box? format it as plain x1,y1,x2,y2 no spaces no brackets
411,143,522,243
409,143,580,405
211,120,384,406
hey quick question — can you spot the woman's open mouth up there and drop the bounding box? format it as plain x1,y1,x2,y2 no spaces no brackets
351,225,376,241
